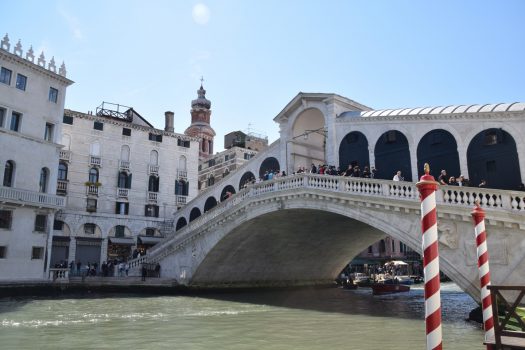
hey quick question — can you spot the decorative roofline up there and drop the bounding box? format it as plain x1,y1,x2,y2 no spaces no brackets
0,34,73,85
64,109,200,142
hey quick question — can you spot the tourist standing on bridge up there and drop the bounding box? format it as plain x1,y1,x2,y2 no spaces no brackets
438,169,449,185
393,171,403,181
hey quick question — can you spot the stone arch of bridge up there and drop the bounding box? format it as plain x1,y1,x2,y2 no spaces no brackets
416,129,460,180
203,197,218,213
374,130,412,181
338,131,370,171
176,217,187,231
220,185,236,202
288,107,327,172
189,207,202,222
186,198,476,298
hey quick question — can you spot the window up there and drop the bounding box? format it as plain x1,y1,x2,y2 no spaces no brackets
39,168,49,193
225,154,230,162
208,159,216,167
148,133,162,142
118,172,132,189
175,179,189,196
0,210,12,229
150,150,158,166
10,112,21,132
3,160,14,187
368,245,373,254
0,246,5,259
115,225,125,238
207,176,215,187
0,107,5,127
48,87,58,103
144,205,159,217
122,128,131,136
44,123,54,142
63,115,73,125
15,74,27,91
53,220,64,231
31,247,44,259
58,163,68,181
146,228,155,236
148,175,159,192
115,202,129,215
84,223,96,235
244,153,252,160
34,214,47,232
177,138,190,148
93,121,104,131
88,168,99,183
86,198,97,212
484,130,500,146
0,67,12,85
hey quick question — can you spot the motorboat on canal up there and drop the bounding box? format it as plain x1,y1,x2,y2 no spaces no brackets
371,282,410,295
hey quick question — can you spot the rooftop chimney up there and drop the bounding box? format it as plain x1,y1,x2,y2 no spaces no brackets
164,111,174,132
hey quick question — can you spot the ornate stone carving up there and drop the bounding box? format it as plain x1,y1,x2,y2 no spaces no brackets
437,222,458,249
37,51,46,67
14,39,22,56
59,61,67,76
48,56,56,72
26,45,34,62
1,33,10,51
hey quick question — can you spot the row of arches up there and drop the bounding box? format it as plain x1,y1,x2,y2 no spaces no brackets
339,128,522,190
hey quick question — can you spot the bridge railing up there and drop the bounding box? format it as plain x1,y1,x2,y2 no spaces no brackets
130,174,525,267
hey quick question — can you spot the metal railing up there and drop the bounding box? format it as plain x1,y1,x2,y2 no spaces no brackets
0,186,65,207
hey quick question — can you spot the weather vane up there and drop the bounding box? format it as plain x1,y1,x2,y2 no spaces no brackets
200,76,204,85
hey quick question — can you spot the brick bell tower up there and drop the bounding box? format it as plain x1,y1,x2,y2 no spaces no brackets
184,79,216,161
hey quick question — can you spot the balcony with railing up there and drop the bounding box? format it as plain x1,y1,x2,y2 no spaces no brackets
0,186,65,207
59,150,71,162
56,180,68,195
148,164,159,175
86,184,99,196
119,160,130,171
89,155,101,167
177,170,188,180
148,191,158,203
117,188,129,198
176,195,187,205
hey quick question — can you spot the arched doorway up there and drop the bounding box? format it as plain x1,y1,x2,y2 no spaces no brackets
417,129,460,179
239,171,256,190
339,131,370,171
374,130,412,181
176,217,187,231
259,157,280,179
467,129,522,189
203,197,218,212
189,207,201,222
221,185,236,202
288,108,326,173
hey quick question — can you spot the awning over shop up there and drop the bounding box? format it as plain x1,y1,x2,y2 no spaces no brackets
52,236,70,242
138,236,163,245
109,237,135,245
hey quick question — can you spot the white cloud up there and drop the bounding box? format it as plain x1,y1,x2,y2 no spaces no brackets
58,7,82,40
192,3,211,25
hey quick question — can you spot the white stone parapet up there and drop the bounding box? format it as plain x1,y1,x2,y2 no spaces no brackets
59,150,71,162
0,186,65,207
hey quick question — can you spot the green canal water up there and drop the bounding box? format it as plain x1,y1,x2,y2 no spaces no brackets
0,283,483,349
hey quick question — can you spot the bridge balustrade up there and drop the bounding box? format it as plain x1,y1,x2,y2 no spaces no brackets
131,173,524,268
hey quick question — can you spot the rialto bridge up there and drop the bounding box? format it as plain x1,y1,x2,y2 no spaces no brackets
131,93,525,300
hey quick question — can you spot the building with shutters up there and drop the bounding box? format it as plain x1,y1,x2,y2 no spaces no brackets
0,35,73,281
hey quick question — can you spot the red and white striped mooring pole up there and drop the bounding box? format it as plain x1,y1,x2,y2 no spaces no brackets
471,202,495,349
416,163,442,350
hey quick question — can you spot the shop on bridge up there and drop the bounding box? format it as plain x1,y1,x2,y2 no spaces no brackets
107,237,134,262
136,235,163,255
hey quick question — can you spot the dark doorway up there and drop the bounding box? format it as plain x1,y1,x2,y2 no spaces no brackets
259,157,280,179
239,171,256,190
221,185,236,202
189,207,201,222
339,131,370,171
417,129,460,179
204,197,218,212
176,217,187,231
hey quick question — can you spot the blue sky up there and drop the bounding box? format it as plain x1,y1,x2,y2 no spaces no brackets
2,1,524,150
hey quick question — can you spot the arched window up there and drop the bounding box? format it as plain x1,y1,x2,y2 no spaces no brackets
175,179,189,196
148,175,159,192
3,160,14,187
150,150,158,166
88,167,99,183
90,142,100,156
58,162,68,181
120,145,130,162
207,175,215,187
178,156,187,171
39,168,49,193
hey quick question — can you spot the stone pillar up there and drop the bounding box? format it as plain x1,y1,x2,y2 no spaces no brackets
368,147,375,168
100,238,108,266
69,236,77,265
44,213,54,279
409,147,418,182
457,145,469,179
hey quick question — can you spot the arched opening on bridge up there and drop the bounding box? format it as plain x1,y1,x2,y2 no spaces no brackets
204,197,218,212
467,128,522,190
417,129,460,180
239,171,256,190
176,217,187,231
259,157,280,179
221,185,236,202
338,131,370,172
189,207,201,222
288,108,326,173
374,130,412,181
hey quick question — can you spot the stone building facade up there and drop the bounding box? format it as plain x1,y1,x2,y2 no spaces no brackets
55,105,200,266
0,35,73,280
